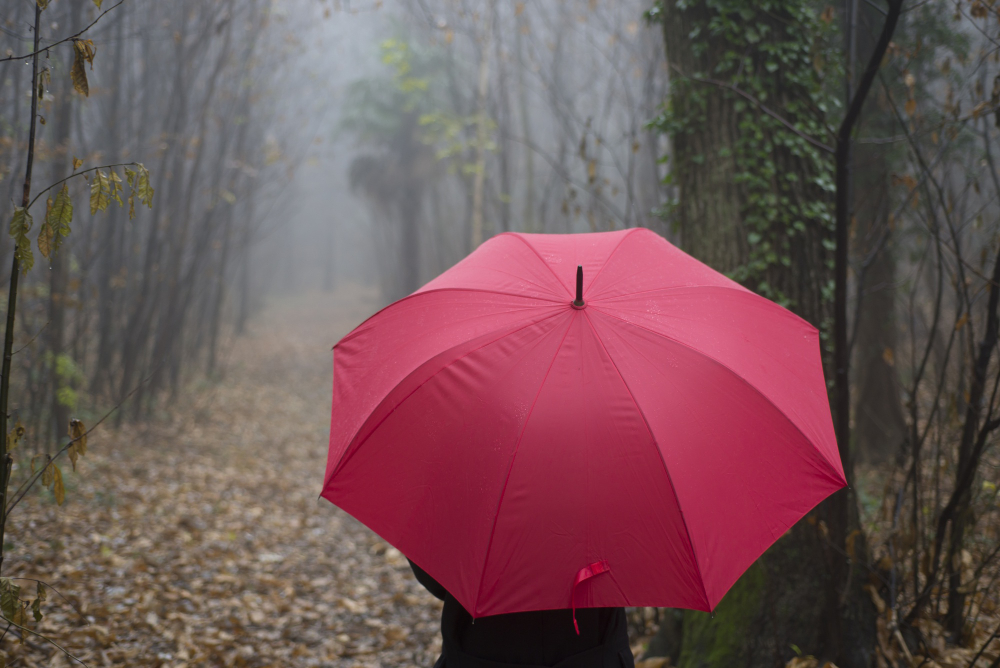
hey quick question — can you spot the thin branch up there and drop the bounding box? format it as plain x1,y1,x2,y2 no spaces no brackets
967,620,1000,668
0,1,125,64
11,321,49,357
6,361,162,516
670,63,835,154
26,163,141,212
9,578,87,620
0,616,90,667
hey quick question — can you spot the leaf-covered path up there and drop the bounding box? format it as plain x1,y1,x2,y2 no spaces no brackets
3,288,443,668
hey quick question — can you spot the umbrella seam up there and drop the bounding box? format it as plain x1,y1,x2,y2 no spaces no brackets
587,304,845,483
334,287,565,349
326,308,567,484
499,232,574,299
580,227,644,298
590,285,812,334
581,310,711,612
471,314,576,617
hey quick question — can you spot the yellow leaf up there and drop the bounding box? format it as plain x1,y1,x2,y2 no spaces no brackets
69,418,87,456
93,0,102,7
6,422,25,451
41,460,53,488
90,170,110,214
9,207,34,274
46,184,73,257
135,164,154,208
68,442,78,472
71,39,96,97
905,98,916,116
72,157,83,171
37,221,53,259
52,464,65,506
71,53,89,97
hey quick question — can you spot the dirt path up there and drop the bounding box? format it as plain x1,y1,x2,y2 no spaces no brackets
3,287,443,668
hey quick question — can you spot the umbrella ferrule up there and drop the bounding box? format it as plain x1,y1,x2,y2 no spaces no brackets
572,265,585,308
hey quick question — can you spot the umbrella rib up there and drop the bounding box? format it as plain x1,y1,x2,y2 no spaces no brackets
327,309,567,482
588,305,844,482
334,288,564,348
500,232,574,298
581,311,711,611
471,315,576,617
588,283,755,307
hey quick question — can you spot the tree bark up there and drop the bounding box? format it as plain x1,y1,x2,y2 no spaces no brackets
651,0,884,665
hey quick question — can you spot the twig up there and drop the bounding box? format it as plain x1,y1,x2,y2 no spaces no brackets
11,322,49,357
9,578,87,621
968,620,1000,667
669,63,836,154
26,163,141,212
0,616,89,667
6,361,162,516
0,1,125,63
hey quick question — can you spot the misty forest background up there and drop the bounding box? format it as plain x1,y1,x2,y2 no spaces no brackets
2,0,1000,667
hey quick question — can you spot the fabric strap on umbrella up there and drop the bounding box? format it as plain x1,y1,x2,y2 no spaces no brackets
571,560,610,635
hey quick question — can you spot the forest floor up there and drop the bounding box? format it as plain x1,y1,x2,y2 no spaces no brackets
0,286,448,668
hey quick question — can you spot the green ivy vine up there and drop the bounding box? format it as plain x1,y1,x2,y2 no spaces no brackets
647,0,840,312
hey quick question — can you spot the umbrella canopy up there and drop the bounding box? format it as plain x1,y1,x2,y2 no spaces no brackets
322,228,846,619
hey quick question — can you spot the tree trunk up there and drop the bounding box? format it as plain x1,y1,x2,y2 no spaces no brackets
651,1,876,665
851,94,905,466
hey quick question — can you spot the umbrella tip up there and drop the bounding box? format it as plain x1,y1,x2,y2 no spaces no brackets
572,265,585,308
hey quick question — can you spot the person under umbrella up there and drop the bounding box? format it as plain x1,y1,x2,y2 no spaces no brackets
409,558,633,668
323,229,845,667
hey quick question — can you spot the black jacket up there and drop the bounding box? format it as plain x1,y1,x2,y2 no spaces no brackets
409,560,635,668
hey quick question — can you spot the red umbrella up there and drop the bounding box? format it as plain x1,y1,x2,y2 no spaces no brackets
322,229,845,623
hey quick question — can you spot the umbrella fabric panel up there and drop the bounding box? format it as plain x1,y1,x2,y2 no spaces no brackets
328,289,562,481
587,309,846,609
417,233,574,301
324,310,576,615
591,286,842,480
580,228,748,302
475,310,708,617
494,230,638,299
